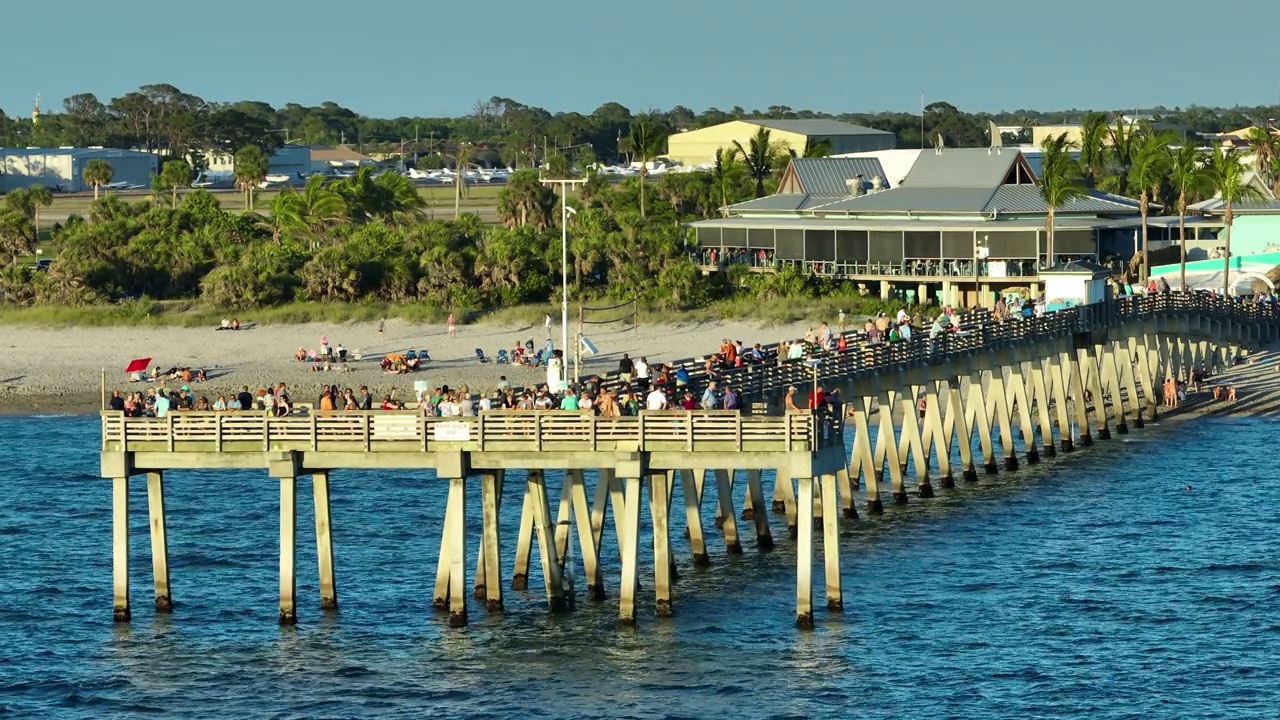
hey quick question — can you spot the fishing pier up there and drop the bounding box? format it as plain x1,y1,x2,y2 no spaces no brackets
101,294,1279,628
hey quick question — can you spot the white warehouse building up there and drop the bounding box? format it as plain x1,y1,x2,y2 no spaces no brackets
0,147,159,193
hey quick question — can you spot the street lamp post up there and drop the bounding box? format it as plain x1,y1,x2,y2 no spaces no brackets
541,176,586,389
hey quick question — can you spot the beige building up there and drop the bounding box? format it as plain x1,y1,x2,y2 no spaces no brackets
665,119,895,167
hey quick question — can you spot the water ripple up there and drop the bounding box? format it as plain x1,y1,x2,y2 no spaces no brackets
1,414,1279,718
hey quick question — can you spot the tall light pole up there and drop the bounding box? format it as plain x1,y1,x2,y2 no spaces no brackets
541,175,586,388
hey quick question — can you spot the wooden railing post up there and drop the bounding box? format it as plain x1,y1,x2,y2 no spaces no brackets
167,414,175,452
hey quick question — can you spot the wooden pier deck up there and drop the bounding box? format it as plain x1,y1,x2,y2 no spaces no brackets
101,293,1280,629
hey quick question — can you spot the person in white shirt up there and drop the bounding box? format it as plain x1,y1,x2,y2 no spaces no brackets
545,313,553,339
634,357,651,386
457,395,474,416
896,308,911,325
479,395,493,412
646,387,668,410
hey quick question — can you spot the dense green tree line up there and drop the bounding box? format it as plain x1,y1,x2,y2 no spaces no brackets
2,84,1278,168
0,152,785,311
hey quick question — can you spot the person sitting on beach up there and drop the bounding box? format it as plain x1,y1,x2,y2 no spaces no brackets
220,317,231,330
149,366,161,381
296,348,308,362
231,318,241,331
1226,385,1237,402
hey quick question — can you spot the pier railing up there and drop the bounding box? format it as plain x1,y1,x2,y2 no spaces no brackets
637,292,1279,408
101,409,836,455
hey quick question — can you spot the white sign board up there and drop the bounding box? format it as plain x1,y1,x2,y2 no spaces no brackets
987,261,1007,278
434,421,472,442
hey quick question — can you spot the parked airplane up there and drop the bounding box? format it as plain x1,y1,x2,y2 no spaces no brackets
191,171,235,189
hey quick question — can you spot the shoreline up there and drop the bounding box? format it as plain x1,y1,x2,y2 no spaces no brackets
0,317,823,415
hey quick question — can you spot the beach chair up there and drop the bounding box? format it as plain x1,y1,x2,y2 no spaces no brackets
496,349,509,364
475,348,489,363
405,350,418,362
418,349,431,362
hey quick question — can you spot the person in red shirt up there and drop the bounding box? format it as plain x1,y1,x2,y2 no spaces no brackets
808,386,826,409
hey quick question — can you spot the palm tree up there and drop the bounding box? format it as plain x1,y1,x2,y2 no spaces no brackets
1207,144,1265,296
1246,126,1279,195
1077,112,1110,188
627,116,668,218
1038,133,1086,266
298,175,347,239
267,189,307,245
453,142,474,219
1127,132,1173,282
1106,115,1141,196
159,160,192,209
710,147,745,217
83,159,114,200
234,145,269,211
799,138,832,158
1168,143,1212,291
734,126,782,198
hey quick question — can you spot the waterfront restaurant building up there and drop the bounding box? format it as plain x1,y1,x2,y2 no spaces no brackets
687,147,1149,306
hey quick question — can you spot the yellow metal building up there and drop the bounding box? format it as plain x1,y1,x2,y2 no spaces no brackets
666,119,896,167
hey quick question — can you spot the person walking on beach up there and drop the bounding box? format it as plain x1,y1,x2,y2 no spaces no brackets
545,312,553,339
838,309,848,333
447,313,457,337
377,318,385,342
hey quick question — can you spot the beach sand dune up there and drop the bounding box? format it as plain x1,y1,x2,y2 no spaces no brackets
0,317,828,414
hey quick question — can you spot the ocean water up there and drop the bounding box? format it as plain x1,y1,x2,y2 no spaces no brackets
2,414,1279,719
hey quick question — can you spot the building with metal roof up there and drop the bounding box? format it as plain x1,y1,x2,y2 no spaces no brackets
688,146,1151,307
0,147,158,193
665,119,895,168
1184,172,1280,257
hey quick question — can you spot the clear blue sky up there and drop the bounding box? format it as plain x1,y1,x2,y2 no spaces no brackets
5,0,1280,119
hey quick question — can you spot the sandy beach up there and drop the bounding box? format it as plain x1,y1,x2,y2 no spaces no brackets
0,317,826,414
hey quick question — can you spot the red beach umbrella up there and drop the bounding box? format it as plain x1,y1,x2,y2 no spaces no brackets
125,357,153,374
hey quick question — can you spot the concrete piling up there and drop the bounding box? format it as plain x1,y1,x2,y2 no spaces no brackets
795,476,815,630
112,476,130,623
311,471,337,611
278,475,297,626
145,471,172,612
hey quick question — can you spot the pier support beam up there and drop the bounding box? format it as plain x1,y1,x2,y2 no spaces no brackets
819,474,843,612
795,476,815,629
146,471,172,612
444,476,468,627
1066,352,1093,447
528,470,567,613
278,474,297,626
112,476,130,623
312,471,337,611
1048,358,1075,452
714,469,743,554
618,475,643,625
681,469,710,566
567,470,602,601
651,471,673,616
510,482,535,591
477,470,505,609
745,469,774,548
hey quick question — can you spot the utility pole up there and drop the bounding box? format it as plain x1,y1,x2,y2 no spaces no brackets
540,176,587,389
